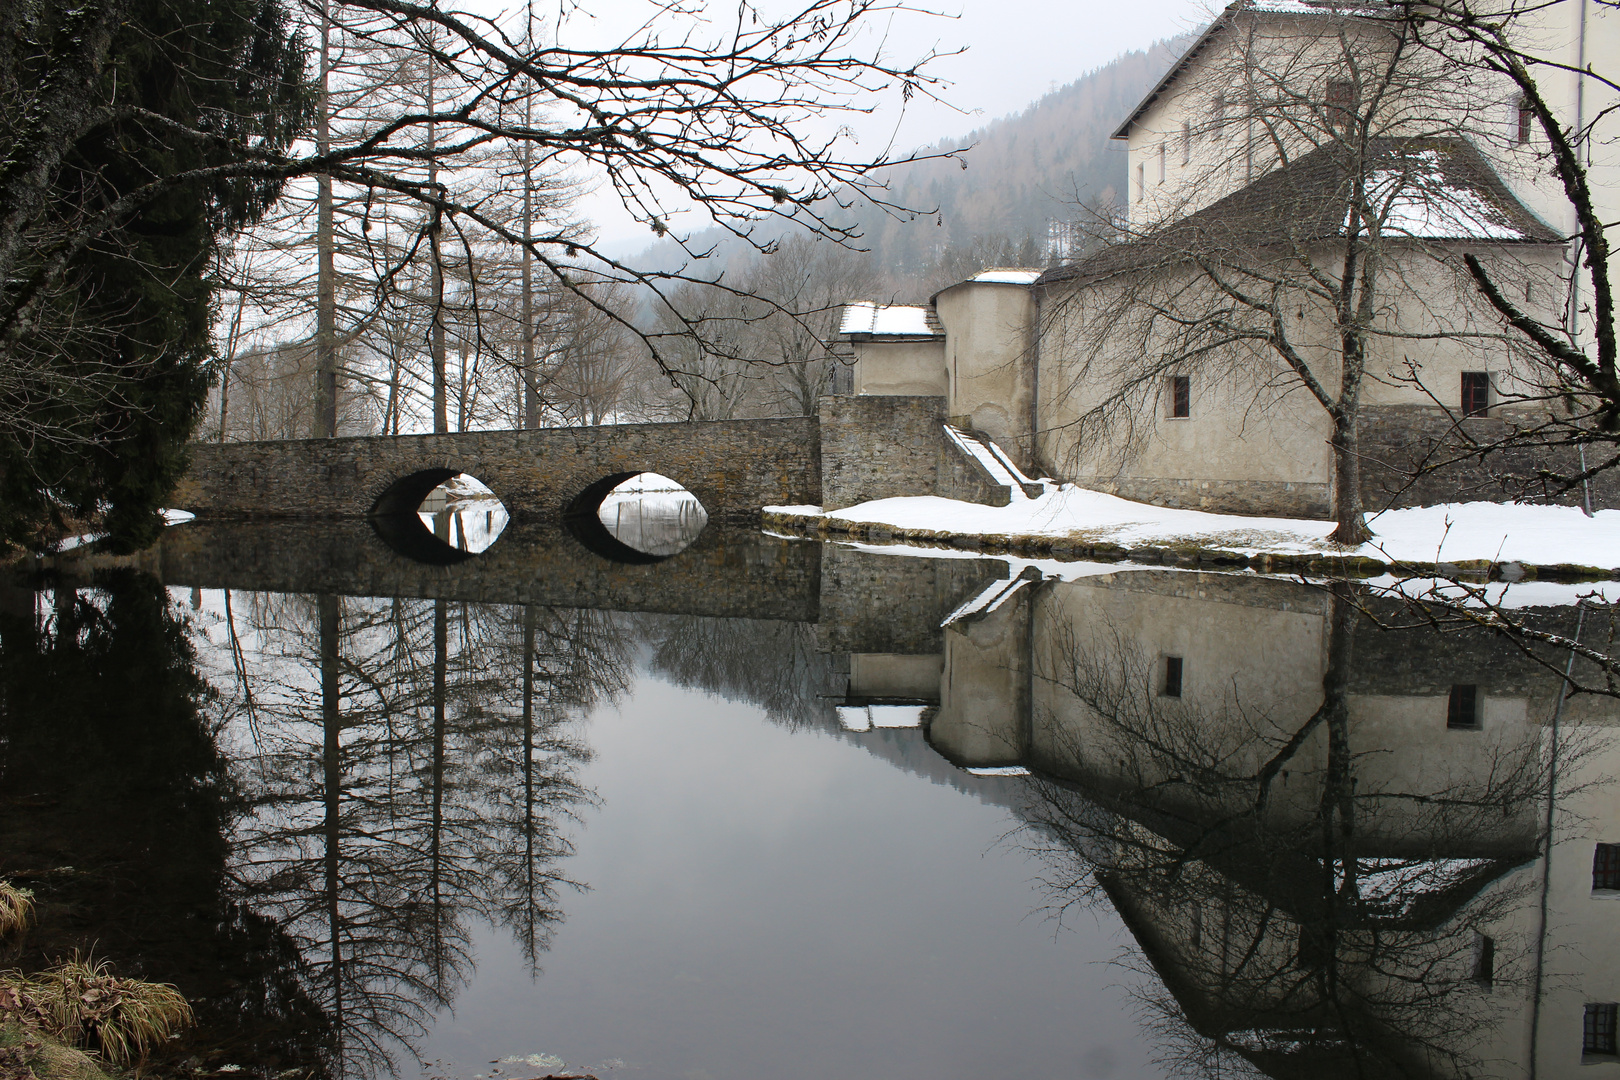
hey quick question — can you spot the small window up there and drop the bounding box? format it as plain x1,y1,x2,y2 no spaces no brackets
1586,1003,1618,1057
1162,656,1184,698
1181,120,1191,166
1214,93,1229,131
1158,143,1167,184
1472,934,1495,988
1461,371,1490,417
1327,78,1357,129
1595,842,1620,891
1137,161,1145,202
1517,95,1534,144
1168,374,1191,418
1448,684,1479,729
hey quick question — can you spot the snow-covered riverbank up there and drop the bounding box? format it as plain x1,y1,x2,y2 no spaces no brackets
765,485,1620,576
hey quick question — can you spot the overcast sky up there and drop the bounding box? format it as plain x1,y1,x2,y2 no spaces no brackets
566,0,1212,252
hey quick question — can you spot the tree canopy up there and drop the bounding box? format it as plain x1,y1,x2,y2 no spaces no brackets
0,0,311,550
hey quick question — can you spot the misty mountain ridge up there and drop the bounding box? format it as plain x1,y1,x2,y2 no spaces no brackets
613,35,1191,299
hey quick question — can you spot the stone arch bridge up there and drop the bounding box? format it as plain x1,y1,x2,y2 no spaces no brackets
172,397,1001,526
175,417,822,524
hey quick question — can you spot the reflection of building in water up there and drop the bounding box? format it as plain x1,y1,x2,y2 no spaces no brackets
873,568,1618,1079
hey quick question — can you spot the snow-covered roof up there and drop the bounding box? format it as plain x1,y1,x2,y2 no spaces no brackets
1365,150,1530,240
838,302,942,338
971,268,1044,285
837,704,928,731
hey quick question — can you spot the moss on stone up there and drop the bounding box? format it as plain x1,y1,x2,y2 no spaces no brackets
0,1023,113,1080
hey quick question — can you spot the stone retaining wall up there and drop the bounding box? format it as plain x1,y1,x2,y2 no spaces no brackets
1080,476,1332,519
817,394,1013,510
1358,404,1620,512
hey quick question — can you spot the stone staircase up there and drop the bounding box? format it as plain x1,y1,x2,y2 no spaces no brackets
941,424,1051,504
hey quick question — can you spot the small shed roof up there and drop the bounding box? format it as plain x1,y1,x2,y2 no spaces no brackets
838,302,944,338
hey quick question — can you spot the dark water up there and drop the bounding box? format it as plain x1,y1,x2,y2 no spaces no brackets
1,518,1615,1080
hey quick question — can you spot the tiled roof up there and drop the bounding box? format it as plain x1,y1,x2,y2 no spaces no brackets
1037,138,1562,288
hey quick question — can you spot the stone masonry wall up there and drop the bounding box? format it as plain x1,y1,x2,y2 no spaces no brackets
815,541,1004,655
172,417,821,523
1358,404,1620,512
818,395,948,510
1082,476,1333,519
818,394,1011,510
1070,405,1620,519
152,519,820,621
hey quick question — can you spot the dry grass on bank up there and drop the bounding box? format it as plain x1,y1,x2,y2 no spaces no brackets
0,957,192,1068
0,885,31,940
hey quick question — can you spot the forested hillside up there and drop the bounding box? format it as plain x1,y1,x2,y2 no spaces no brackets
625,36,1189,299
859,36,1189,286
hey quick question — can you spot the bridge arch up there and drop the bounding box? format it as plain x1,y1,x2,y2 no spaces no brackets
369,468,511,565
563,470,709,565
370,468,462,517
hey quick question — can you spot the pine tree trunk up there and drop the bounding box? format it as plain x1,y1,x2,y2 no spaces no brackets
313,0,338,439
428,61,448,435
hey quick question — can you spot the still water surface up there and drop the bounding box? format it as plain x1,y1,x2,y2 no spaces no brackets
0,512,1615,1080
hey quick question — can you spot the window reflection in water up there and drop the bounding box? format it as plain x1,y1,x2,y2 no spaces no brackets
416,474,509,554
596,472,707,557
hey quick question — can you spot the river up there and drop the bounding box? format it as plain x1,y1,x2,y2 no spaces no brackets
0,499,1614,1080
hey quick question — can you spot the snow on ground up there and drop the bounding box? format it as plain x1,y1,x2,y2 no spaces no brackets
768,485,1620,569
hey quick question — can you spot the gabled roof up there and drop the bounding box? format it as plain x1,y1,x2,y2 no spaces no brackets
1037,138,1562,288
1112,0,1394,141
838,302,943,339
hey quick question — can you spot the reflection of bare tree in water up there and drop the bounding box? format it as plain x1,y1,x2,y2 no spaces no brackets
0,574,332,1076
640,615,839,729
1019,583,1599,1079
211,594,632,1076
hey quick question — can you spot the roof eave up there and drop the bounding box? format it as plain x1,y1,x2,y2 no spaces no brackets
928,277,1038,307
840,333,946,343
1111,10,1235,141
